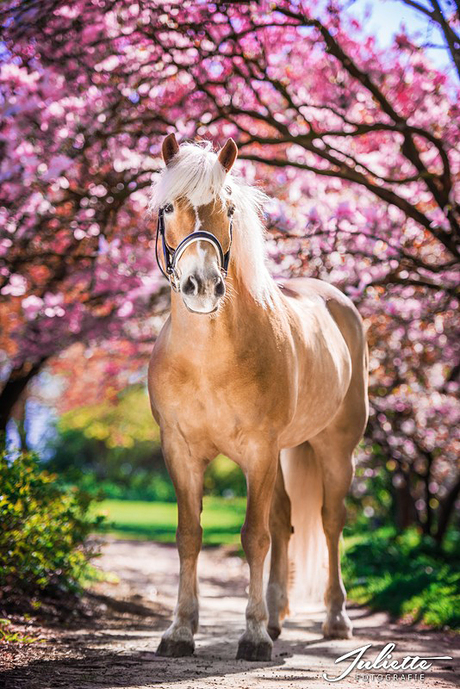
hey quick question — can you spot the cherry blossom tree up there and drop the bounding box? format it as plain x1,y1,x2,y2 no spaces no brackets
398,0,460,78
1,0,458,540
0,0,172,432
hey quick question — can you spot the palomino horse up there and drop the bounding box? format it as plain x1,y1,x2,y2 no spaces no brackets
148,134,369,661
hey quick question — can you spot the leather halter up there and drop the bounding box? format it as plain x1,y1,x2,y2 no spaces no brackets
155,205,233,291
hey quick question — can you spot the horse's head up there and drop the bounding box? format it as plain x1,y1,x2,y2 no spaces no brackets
157,134,238,314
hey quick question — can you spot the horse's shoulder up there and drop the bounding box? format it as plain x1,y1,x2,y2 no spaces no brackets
148,319,174,389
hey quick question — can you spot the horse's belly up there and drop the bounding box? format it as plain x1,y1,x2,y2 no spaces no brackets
278,341,352,448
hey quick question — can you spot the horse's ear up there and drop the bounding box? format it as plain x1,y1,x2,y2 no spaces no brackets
217,138,238,173
162,133,180,165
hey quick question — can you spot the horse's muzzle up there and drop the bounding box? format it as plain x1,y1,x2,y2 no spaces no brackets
180,271,226,314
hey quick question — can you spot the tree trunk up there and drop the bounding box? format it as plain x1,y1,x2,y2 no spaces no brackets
423,450,434,536
393,471,417,531
435,475,460,546
0,358,47,442
14,395,29,452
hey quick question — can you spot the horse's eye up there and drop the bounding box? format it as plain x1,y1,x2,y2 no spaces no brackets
228,205,235,217
164,203,174,214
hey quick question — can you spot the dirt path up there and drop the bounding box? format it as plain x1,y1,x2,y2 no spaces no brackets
1,538,458,688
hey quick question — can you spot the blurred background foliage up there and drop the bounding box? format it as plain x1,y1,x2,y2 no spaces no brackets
342,526,460,629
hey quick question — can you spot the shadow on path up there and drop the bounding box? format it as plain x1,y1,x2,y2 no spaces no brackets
1,539,458,689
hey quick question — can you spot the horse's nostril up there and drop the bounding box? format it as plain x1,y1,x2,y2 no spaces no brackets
215,276,225,298
182,275,199,296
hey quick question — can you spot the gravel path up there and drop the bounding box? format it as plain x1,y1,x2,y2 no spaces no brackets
1,538,458,688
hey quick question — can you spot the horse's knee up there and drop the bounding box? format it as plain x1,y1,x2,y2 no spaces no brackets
241,523,270,561
177,525,203,557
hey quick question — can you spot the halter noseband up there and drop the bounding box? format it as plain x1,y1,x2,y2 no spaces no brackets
155,206,233,291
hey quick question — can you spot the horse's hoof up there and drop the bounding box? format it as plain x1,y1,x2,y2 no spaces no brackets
267,624,281,641
322,613,353,640
236,640,272,661
156,637,195,657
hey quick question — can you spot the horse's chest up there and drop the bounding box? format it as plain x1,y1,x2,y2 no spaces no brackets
150,346,289,449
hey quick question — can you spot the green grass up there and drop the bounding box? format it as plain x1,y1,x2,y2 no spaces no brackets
0,619,45,644
94,497,246,546
342,526,460,630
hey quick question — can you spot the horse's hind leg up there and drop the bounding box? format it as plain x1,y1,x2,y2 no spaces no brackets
311,337,368,639
322,448,354,638
310,431,357,639
266,457,292,640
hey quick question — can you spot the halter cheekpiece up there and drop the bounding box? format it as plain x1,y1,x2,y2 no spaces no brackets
155,205,233,291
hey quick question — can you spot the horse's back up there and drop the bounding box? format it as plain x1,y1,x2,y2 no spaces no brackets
280,277,366,359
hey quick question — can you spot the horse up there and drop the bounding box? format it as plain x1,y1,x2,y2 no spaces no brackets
148,133,369,661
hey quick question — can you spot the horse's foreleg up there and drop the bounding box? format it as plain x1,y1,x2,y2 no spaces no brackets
237,446,277,661
157,436,205,657
266,458,292,640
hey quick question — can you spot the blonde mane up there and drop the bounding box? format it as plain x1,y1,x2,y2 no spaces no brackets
150,141,273,305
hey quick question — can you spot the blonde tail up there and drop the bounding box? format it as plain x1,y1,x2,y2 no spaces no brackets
280,442,328,609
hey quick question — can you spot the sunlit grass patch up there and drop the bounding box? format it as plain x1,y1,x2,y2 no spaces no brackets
92,497,246,546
